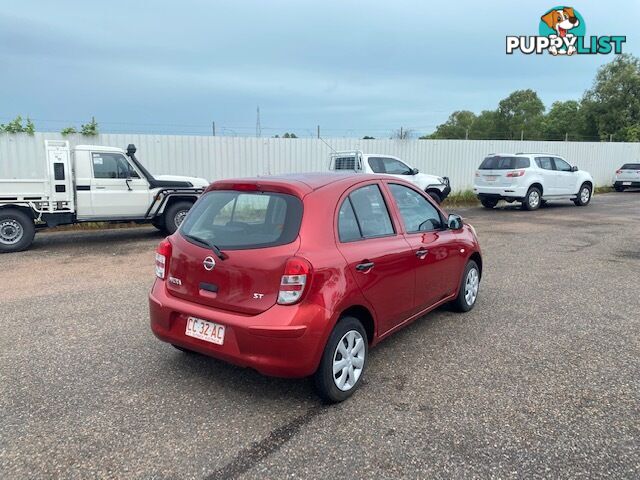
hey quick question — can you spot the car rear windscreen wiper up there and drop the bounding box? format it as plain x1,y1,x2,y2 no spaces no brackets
183,233,225,260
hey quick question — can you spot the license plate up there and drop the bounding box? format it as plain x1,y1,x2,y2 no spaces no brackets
623,182,632,185
185,317,225,345
485,175,498,182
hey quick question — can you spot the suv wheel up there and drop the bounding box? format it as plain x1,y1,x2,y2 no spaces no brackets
480,198,498,209
164,201,193,234
0,209,36,253
314,316,368,403
614,185,625,192
523,187,542,211
451,260,480,312
574,184,592,206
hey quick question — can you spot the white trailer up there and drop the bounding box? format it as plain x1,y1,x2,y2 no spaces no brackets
0,140,208,252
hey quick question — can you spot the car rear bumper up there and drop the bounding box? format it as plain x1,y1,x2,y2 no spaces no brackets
473,185,528,199
149,280,332,378
614,180,640,188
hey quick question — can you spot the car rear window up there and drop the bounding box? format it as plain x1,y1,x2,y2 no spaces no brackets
479,156,530,169
180,190,303,250
621,163,640,170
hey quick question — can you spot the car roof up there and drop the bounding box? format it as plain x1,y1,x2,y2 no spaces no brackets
207,172,399,197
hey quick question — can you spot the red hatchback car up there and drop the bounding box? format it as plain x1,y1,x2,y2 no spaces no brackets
149,173,482,402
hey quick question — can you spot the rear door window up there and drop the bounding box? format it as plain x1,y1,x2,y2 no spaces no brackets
338,184,395,241
388,184,443,232
180,191,302,249
535,157,554,170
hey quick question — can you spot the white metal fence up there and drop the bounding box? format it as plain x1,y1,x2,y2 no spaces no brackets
2,132,638,191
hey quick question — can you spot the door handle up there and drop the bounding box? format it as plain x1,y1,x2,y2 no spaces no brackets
355,262,375,272
95,186,106,190
416,248,429,258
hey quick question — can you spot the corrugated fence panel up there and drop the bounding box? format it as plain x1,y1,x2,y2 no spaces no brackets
1,133,638,191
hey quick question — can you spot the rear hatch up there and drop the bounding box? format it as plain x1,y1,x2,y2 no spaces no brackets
617,163,640,181
475,155,530,187
166,189,303,315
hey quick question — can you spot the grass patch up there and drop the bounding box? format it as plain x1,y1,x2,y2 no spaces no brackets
442,190,479,208
594,186,613,194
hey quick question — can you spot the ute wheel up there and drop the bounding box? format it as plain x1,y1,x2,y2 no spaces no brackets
164,201,194,234
574,183,592,206
0,208,36,253
426,190,442,204
151,216,167,233
314,316,368,403
614,185,625,192
522,187,542,211
480,198,498,209
451,260,480,312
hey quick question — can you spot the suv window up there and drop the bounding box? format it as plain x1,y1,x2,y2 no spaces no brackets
535,157,554,170
553,157,572,171
338,184,394,240
180,191,302,249
388,184,442,232
92,152,137,179
479,156,529,169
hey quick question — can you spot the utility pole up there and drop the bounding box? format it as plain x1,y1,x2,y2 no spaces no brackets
565,132,568,141
317,125,320,139
400,126,403,139
212,121,216,136
256,106,261,138
609,133,613,142
520,130,524,141
465,128,469,140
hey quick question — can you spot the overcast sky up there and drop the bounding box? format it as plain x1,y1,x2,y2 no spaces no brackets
1,0,637,137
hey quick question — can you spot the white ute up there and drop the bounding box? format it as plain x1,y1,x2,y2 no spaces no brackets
473,153,594,210
0,140,208,253
329,151,451,203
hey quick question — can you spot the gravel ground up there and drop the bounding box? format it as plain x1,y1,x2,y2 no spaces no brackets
1,192,639,479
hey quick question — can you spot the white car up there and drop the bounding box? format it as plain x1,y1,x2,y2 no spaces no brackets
614,163,640,191
329,151,451,203
473,153,594,210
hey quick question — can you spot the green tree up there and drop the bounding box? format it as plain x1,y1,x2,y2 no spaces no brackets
80,117,99,136
0,115,36,135
544,100,583,140
428,110,476,139
468,110,500,139
582,54,640,141
496,89,545,139
61,127,77,136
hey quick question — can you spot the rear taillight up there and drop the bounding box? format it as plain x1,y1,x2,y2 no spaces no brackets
616,169,622,174
277,257,311,305
155,239,172,279
506,170,525,177
475,171,480,177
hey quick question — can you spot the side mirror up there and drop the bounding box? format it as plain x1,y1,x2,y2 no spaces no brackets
447,214,463,230
411,168,419,175
570,166,578,172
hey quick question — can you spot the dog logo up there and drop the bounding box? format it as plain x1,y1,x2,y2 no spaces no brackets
506,7,625,56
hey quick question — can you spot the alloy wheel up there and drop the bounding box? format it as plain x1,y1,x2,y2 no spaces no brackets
332,330,365,391
464,267,479,306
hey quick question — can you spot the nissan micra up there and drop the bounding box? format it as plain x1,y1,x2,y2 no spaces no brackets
149,173,482,402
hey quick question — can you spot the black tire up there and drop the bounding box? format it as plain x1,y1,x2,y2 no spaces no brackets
314,316,368,403
573,183,592,206
540,199,548,207
451,260,480,312
480,198,498,209
151,217,167,233
614,185,625,192
163,201,194,234
426,190,442,204
0,208,36,253
522,186,542,211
